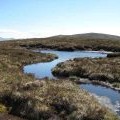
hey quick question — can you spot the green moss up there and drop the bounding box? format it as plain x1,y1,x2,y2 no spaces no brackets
0,104,7,113
113,83,120,88
104,111,120,120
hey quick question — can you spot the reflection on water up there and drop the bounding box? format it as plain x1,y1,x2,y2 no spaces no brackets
80,84,120,114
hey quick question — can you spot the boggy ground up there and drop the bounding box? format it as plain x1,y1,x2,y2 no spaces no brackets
0,36,120,120
1,79,119,120
52,54,120,89
0,43,119,119
1,33,120,52
0,47,57,93
0,47,56,119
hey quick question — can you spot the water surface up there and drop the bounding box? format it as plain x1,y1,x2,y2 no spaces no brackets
80,84,120,114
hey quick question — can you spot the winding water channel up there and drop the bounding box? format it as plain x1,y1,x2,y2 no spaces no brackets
24,50,120,115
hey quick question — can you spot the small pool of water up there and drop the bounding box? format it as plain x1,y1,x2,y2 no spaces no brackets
23,50,120,115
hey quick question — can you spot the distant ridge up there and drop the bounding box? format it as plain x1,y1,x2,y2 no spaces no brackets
0,37,4,41
1,33,120,41
50,33,120,40
0,37,14,41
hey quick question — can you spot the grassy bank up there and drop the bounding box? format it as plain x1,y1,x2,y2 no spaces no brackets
0,47,57,93
0,46,57,119
52,56,120,88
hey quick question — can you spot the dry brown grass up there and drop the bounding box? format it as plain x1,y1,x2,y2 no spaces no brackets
0,37,119,119
1,33,120,52
1,80,119,120
52,57,120,88
0,48,56,93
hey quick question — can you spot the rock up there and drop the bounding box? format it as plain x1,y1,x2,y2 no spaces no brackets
22,81,45,90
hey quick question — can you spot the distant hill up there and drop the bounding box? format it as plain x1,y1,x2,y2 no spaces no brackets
0,37,5,41
72,33,120,40
0,37,14,41
51,33,120,40
1,33,120,41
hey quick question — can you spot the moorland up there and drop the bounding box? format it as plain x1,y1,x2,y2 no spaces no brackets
0,33,120,120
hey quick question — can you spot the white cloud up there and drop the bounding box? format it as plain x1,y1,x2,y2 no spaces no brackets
0,29,53,38
0,29,34,38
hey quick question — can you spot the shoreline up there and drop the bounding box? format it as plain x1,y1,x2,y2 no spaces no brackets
75,78,120,92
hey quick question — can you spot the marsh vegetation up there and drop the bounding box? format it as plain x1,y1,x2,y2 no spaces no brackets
0,33,120,119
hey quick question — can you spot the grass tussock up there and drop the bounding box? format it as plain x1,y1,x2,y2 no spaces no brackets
107,52,120,58
0,104,7,113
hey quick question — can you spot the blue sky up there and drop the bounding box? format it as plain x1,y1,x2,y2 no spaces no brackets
0,0,120,38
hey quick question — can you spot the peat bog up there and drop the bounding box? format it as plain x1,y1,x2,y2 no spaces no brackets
0,33,120,119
